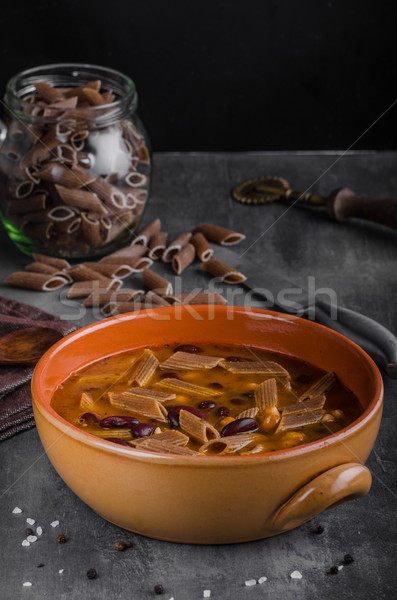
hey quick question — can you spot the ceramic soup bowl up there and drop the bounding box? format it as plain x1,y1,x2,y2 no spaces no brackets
32,306,383,544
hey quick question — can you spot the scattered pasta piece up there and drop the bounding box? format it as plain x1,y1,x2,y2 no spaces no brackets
128,349,159,387
255,378,278,409
155,378,222,398
299,372,336,400
179,409,219,445
160,351,224,371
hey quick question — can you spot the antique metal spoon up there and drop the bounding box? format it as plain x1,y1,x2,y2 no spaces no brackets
232,176,397,231
0,327,63,366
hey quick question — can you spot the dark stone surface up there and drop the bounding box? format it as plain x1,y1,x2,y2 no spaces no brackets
0,152,396,599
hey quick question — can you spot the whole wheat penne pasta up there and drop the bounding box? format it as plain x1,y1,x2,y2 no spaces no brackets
164,292,226,305
255,378,278,409
43,97,79,117
100,256,153,272
32,253,71,270
82,262,133,279
94,428,132,440
131,218,161,245
281,395,326,416
220,360,289,377
102,301,151,316
34,81,63,103
299,372,336,400
160,351,224,371
132,439,198,455
172,243,195,274
179,409,219,445
125,171,148,187
276,409,325,433
20,129,60,168
128,349,159,386
5,271,67,292
19,210,51,225
144,291,171,306
37,163,96,188
8,193,48,214
88,177,125,209
68,265,109,282
133,430,189,446
142,269,172,296
201,259,246,284
101,243,149,261
55,143,77,165
10,180,34,199
64,80,101,99
54,184,108,216
162,232,192,263
237,407,259,419
67,278,121,299
82,87,105,106
200,433,258,455
101,217,132,245
83,289,144,308
148,232,168,259
0,139,21,162
22,221,53,240
71,129,89,143
122,189,137,209
155,378,222,398
48,206,76,221
25,262,59,275
128,188,148,207
101,90,115,103
118,388,175,402
25,165,41,184
192,223,246,246
79,392,96,411
81,213,102,247
109,392,167,421
191,232,214,262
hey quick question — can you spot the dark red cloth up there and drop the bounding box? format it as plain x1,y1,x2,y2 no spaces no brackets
0,296,77,440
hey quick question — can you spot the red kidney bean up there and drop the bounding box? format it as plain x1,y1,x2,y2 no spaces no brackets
209,382,223,390
105,438,131,446
79,412,100,424
131,423,157,438
225,356,251,362
221,418,259,437
215,406,230,418
167,405,208,427
160,372,179,379
230,397,248,405
198,400,217,410
174,344,201,353
100,416,139,429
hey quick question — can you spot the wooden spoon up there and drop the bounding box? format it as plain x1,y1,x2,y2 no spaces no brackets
0,327,63,366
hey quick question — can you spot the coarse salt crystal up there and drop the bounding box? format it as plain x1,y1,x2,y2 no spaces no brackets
12,507,22,514
203,591,211,598
290,570,303,580
50,520,59,528
59,569,64,574
26,518,35,526
22,582,32,587
36,526,43,536
27,536,37,543
258,576,268,584
22,540,30,547
338,565,343,571
245,579,257,586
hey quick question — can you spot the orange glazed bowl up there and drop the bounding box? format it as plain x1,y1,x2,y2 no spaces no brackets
32,306,383,544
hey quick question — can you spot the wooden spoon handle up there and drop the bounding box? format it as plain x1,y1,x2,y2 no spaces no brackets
327,187,397,230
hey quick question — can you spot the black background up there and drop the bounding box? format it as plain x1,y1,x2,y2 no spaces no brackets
1,0,396,151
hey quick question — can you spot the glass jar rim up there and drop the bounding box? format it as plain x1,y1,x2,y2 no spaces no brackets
4,63,137,123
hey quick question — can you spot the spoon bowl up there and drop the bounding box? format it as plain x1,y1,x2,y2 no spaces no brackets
0,327,63,366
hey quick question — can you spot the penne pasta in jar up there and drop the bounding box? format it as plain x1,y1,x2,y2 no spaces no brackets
51,343,361,456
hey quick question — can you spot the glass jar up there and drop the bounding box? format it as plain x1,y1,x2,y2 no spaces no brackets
0,63,150,258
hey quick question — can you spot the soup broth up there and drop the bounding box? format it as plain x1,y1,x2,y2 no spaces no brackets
51,343,361,456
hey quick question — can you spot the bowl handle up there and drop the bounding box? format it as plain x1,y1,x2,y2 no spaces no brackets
271,463,372,532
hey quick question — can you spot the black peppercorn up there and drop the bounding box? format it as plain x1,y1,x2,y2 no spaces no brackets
154,584,165,595
87,568,98,580
25,527,34,536
344,554,354,564
37,563,45,568
329,566,339,575
123,540,132,548
115,541,126,551
56,534,67,544
315,525,324,534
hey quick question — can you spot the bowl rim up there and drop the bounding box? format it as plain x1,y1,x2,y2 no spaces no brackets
32,305,384,465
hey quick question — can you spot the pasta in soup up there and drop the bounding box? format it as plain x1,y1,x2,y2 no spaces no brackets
51,343,361,456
